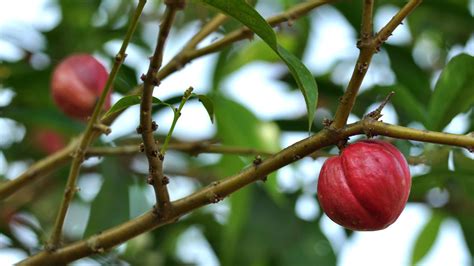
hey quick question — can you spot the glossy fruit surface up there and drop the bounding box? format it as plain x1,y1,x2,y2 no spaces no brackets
51,54,110,120
317,140,411,231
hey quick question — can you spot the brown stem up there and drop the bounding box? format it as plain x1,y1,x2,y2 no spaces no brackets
20,119,474,265
87,142,273,157
331,0,422,129
139,2,181,218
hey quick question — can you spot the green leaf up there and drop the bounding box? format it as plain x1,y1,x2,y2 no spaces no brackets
103,95,174,119
457,213,474,256
453,150,474,173
199,0,318,131
221,35,298,76
235,189,336,265
385,44,431,104
84,157,131,237
389,85,428,125
214,95,284,264
411,211,444,265
114,64,138,94
191,93,214,123
428,54,474,131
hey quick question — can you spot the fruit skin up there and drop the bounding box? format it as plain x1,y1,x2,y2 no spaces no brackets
317,140,411,231
51,54,111,120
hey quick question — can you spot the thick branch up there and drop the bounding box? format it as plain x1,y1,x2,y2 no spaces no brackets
21,119,474,265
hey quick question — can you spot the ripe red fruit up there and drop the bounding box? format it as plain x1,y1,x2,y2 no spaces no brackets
33,129,66,154
317,140,411,231
51,54,111,120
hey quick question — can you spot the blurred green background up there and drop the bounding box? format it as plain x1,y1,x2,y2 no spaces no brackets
0,0,473,265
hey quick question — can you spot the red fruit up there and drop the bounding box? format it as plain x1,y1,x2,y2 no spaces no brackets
33,129,66,154
51,54,111,120
317,140,411,231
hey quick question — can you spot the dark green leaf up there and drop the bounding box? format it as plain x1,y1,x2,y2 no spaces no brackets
457,213,474,256
428,54,474,131
236,189,336,265
411,211,444,264
191,93,214,123
84,157,131,237
214,95,284,264
220,35,298,76
114,64,138,94
453,150,474,173
103,95,141,118
199,0,318,131
385,44,431,104
103,95,174,118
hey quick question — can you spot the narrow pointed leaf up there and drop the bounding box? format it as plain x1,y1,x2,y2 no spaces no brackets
199,0,318,131
191,93,214,123
103,95,174,119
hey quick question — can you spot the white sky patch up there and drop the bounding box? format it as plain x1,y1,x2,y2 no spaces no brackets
0,40,24,61
338,204,472,265
0,0,60,31
0,249,27,265
176,227,220,266
223,62,307,120
295,193,320,221
374,5,412,45
320,214,347,254
153,100,216,141
339,204,429,265
419,218,471,265
443,111,471,134
303,6,357,75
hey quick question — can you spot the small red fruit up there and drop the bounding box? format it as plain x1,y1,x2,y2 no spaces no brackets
317,140,411,231
33,129,66,154
51,54,111,120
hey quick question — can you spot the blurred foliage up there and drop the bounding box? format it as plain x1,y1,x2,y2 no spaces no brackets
0,0,473,265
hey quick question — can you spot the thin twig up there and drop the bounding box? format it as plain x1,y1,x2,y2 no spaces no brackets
331,0,422,129
361,0,374,40
157,0,336,80
374,0,423,51
364,91,395,120
86,142,273,157
47,1,147,249
20,119,474,265
160,87,193,156
183,14,228,50
139,2,182,218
